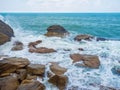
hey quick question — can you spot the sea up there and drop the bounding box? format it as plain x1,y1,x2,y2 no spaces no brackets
0,13,120,90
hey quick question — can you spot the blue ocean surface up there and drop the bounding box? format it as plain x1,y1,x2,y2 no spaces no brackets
1,13,120,39
0,13,120,90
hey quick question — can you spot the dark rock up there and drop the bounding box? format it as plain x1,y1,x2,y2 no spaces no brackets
111,66,120,75
45,25,69,37
11,41,23,51
17,80,45,90
27,64,45,76
74,34,93,41
0,76,19,90
0,57,30,75
48,75,68,90
99,85,116,90
0,20,14,45
96,37,106,41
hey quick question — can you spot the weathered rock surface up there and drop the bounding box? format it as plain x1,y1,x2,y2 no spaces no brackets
45,25,69,37
70,54,100,68
74,34,93,41
11,41,23,51
0,57,30,75
17,80,45,90
0,76,19,90
27,64,45,76
16,69,27,81
48,75,68,90
0,20,14,45
50,62,67,75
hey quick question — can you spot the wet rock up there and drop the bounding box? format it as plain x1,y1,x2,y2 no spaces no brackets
17,80,45,90
0,20,14,45
78,48,84,51
45,25,69,37
70,54,100,68
0,55,8,60
74,34,93,41
11,41,23,51
50,62,67,75
99,85,116,90
28,40,42,48
111,65,120,75
26,74,37,80
0,57,30,75
96,37,106,41
48,75,68,90
0,76,19,90
70,54,83,63
27,64,45,76
34,47,56,53
16,69,27,81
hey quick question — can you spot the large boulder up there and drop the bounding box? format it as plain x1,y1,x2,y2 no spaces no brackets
0,76,19,90
50,62,67,75
70,54,100,69
45,25,69,37
27,64,45,76
48,75,68,90
0,20,14,45
17,80,45,90
0,57,30,75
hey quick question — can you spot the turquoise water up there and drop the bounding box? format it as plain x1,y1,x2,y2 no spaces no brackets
1,13,120,39
1,13,120,90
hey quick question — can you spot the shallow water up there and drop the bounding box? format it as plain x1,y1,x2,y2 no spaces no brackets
0,13,120,90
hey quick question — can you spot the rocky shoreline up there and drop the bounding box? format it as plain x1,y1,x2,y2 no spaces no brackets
0,20,119,90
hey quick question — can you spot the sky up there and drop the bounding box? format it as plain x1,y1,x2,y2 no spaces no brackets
0,0,120,12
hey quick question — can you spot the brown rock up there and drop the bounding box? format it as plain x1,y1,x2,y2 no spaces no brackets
0,76,19,90
17,80,45,90
0,20,14,45
70,54,83,63
16,69,27,81
28,40,42,48
45,25,69,37
50,62,67,75
27,64,45,76
26,74,37,80
0,57,30,75
74,34,93,41
11,41,23,51
35,47,56,53
48,75,68,90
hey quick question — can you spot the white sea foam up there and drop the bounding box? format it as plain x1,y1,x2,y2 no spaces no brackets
0,18,120,90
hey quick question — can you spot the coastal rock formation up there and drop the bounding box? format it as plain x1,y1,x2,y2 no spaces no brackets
0,20,14,45
11,41,23,51
0,76,19,90
48,75,68,90
16,69,27,81
50,62,67,75
0,57,30,75
74,34,93,41
45,25,69,37
70,54,100,68
27,64,45,76
17,80,45,90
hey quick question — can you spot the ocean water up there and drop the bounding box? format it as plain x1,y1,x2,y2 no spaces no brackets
0,13,120,90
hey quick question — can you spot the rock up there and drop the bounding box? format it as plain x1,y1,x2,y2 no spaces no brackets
74,34,93,41
28,40,42,48
50,62,67,75
0,57,30,75
17,80,45,90
27,64,45,76
78,48,84,51
26,74,37,80
111,66,120,75
70,54,100,68
99,85,116,90
0,20,14,45
0,76,19,90
16,69,27,81
96,37,106,41
45,25,69,37
34,47,56,53
11,41,23,51
70,54,83,63
48,75,68,90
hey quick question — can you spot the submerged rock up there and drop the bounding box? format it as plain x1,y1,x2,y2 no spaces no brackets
0,76,19,90
11,41,23,51
74,34,93,41
17,80,45,90
111,66,120,75
0,20,14,45
48,75,68,90
70,54,100,69
45,25,69,37
0,57,30,75
27,64,45,76
99,85,116,90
